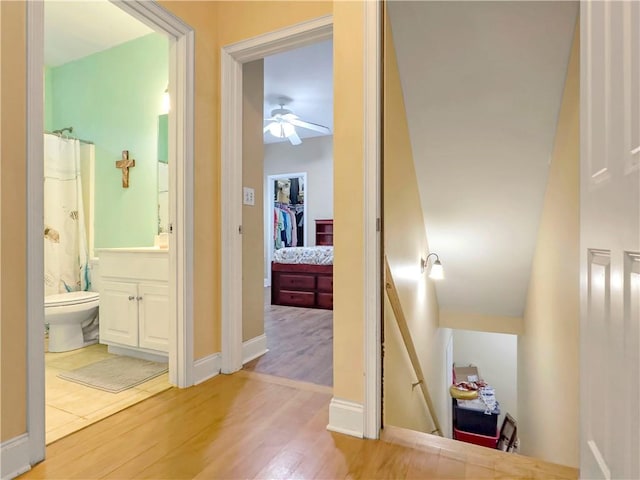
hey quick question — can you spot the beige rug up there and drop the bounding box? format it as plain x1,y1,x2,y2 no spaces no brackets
58,356,168,393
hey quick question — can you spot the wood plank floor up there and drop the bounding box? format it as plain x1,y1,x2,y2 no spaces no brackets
20,371,578,480
243,288,333,386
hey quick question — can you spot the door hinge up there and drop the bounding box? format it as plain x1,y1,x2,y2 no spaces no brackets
376,218,381,232
238,225,243,234
168,223,174,234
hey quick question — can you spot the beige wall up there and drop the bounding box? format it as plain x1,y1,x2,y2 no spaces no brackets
242,59,265,342
157,0,333,358
1,0,375,445
382,19,451,434
0,0,28,442
440,310,523,335
332,0,367,403
517,25,580,468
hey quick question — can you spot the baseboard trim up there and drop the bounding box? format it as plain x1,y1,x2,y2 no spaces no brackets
327,397,364,438
107,345,168,364
193,352,221,385
1,433,31,480
242,334,268,364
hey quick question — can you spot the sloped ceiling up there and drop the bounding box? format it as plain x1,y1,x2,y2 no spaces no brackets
388,1,578,317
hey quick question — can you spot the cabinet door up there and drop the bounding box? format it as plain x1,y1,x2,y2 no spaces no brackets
138,283,169,352
99,281,138,347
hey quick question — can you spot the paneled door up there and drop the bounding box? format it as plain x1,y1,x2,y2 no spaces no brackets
581,2,640,479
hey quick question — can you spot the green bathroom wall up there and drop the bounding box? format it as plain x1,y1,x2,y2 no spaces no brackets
47,33,168,248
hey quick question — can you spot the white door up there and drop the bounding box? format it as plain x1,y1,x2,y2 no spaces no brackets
581,2,640,479
138,283,170,352
99,281,139,347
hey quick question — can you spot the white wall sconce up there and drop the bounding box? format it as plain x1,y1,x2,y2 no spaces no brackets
161,85,170,114
421,252,444,280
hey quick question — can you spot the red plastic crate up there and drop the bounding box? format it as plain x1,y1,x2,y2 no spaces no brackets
453,427,499,449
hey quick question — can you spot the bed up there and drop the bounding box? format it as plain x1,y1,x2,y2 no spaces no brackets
271,246,333,310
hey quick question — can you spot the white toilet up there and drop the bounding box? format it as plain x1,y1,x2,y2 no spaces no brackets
45,291,100,352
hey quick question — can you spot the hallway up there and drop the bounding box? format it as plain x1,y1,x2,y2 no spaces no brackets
21,371,577,479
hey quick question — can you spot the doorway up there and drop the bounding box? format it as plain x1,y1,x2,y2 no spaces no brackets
26,0,194,463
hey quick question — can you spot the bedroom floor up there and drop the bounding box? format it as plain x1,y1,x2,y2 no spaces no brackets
243,287,333,386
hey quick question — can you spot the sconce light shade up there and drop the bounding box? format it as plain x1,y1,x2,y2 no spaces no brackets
161,87,170,114
429,259,444,280
424,252,444,280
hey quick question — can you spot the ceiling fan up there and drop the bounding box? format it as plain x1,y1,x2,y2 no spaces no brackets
263,105,331,146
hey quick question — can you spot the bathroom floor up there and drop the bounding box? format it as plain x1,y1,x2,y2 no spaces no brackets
45,342,172,444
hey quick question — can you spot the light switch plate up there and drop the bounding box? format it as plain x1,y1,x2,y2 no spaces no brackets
243,187,255,206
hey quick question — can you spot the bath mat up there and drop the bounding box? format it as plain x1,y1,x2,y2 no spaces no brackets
58,356,168,393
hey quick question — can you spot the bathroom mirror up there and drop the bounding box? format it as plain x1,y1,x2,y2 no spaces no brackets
157,114,169,233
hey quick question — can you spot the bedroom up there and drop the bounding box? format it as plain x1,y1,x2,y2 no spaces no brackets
240,40,334,388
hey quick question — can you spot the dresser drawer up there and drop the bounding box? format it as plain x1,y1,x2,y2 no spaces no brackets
317,276,333,292
317,293,333,309
279,274,315,290
277,290,315,307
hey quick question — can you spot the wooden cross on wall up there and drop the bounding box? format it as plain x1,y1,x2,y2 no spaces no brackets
116,150,135,188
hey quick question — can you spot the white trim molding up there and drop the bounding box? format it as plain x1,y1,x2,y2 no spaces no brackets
193,353,222,385
327,398,365,438
221,16,333,375
362,0,383,440
242,334,268,364
26,0,46,466
1,434,31,480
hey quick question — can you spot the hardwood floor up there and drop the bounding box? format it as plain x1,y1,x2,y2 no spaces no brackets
243,288,333,386
20,371,578,480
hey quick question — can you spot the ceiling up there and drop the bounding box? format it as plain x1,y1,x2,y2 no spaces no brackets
44,0,153,67
263,40,333,144
44,1,333,145
388,1,578,318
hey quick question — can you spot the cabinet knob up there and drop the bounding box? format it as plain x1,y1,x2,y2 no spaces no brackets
128,295,135,301
137,296,143,301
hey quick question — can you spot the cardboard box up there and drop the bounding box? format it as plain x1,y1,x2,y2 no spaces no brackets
454,365,480,383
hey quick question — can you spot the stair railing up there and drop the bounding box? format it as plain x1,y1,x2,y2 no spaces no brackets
384,256,443,437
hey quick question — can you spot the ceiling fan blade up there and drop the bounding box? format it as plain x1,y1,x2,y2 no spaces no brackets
288,118,331,134
288,130,302,146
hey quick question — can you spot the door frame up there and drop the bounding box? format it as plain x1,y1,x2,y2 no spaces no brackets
25,0,195,466
220,3,382,439
265,172,309,287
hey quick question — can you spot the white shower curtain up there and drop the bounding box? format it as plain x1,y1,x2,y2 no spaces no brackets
44,134,90,296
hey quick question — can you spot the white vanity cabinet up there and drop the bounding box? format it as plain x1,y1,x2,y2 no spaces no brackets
97,248,169,357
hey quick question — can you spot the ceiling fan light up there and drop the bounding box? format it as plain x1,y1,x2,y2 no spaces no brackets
282,122,295,138
267,121,296,139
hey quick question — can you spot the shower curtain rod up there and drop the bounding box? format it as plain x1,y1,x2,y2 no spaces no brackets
45,128,94,145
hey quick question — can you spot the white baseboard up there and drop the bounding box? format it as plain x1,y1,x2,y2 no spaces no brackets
107,345,168,364
242,334,268,364
193,352,221,385
327,397,364,438
1,434,31,480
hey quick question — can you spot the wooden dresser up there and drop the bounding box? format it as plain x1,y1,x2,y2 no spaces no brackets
271,263,333,310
